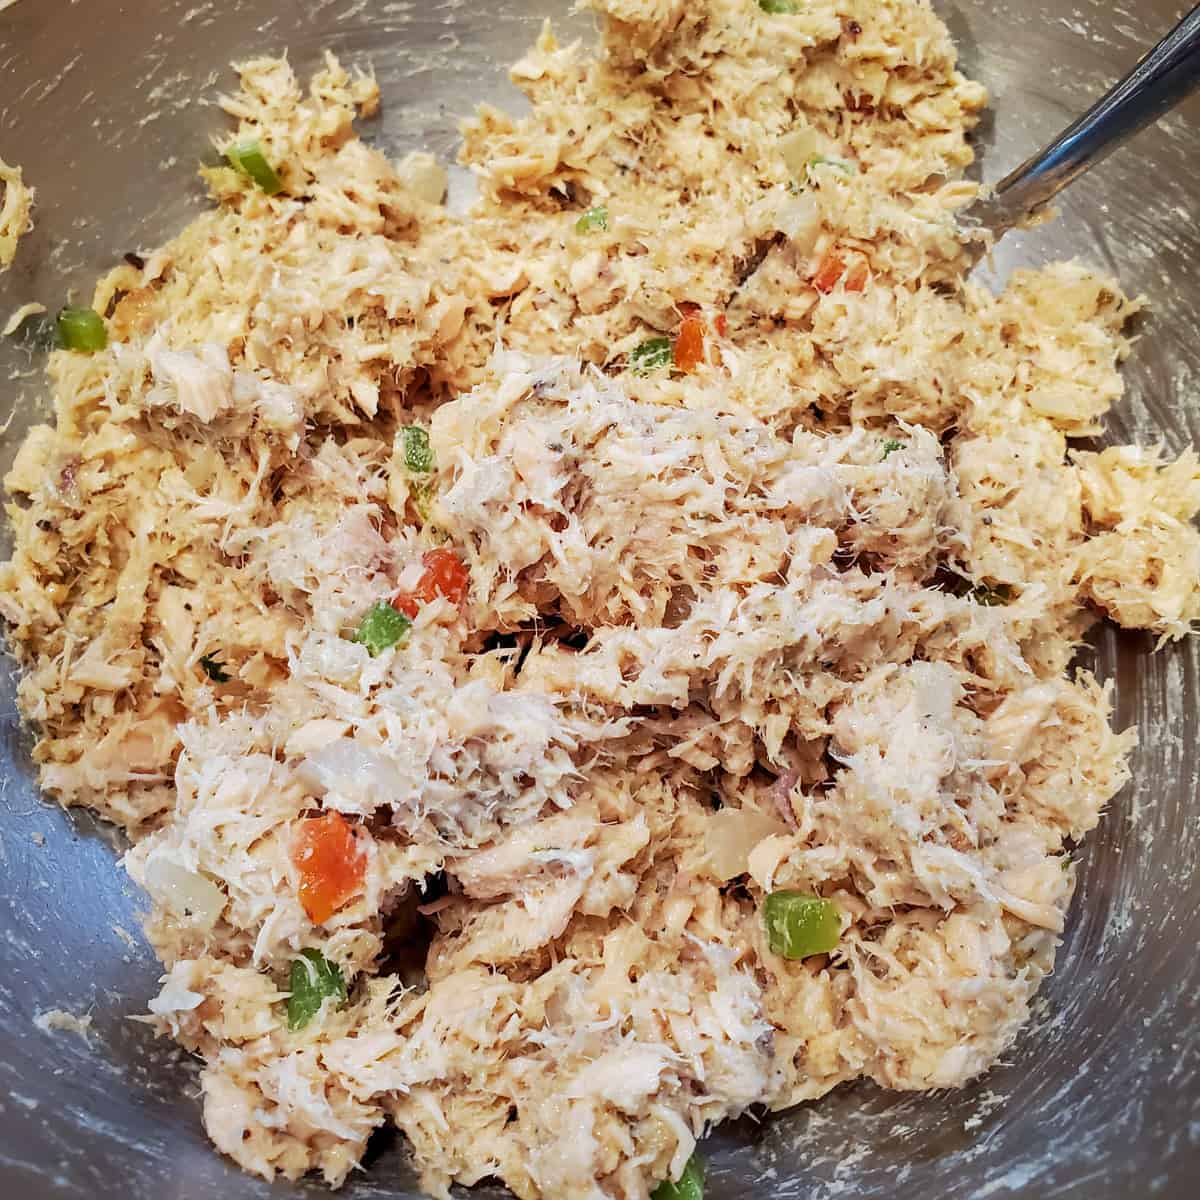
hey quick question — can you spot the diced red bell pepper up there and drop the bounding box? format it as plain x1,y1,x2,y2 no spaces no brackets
394,548,470,618
674,314,707,373
672,303,727,369
813,247,869,294
293,811,367,925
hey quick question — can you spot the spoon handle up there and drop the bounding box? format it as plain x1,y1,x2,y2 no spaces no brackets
970,4,1200,238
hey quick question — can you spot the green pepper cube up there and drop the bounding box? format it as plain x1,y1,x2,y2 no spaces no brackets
56,307,107,353
401,425,435,475
224,138,284,196
353,601,412,657
763,891,841,959
651,1153,705,1200
575,205,609,234
287,949,347,1031
758,0,799,12
630,337,673,374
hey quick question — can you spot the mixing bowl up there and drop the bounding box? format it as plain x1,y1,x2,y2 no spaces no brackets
1,2,1197,1197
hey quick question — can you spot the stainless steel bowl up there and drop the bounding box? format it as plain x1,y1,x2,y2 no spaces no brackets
1,2,1197,1197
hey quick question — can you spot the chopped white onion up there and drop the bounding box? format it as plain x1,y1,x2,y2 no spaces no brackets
297,738,405,815
143,857,225,931
707,807,790,881
778,126,819,178
148,978,205,1016
399,151,448,205
775,193,821,251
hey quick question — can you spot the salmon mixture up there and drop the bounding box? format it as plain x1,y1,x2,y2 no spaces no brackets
3,1,1199,1197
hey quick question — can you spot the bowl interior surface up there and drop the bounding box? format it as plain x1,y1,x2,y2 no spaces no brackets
0,2,1197,1198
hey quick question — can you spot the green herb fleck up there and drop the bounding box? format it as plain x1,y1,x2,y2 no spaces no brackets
401,425,435,475
224,139,284,196
575,205,609,234
199,654,231,683
881,438,905,460
757,0,798,12
287,949,347,1031
763,891,841,959
353,601,412,657
56,307,108,353
629,337,673,374
970,583,1014,607
651,1154,705,1200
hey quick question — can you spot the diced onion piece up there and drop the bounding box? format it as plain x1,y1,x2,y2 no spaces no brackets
708,807,788,880
143,858,225,931
776,193,821,250
56,307,107,353
297,739,405,814
652,1153,705,1200
763,891,841,959
399,151,447,205
778,127,819,178
224,139,283,196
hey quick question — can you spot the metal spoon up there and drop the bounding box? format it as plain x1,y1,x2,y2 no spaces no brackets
964,4,1200,243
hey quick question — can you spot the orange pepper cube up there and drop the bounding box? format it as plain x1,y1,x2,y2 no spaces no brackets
674,314,707,373
394,547,470,618
813,247,868,294
292,811,368,925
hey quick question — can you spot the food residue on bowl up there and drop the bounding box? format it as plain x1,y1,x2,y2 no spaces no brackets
0,154,34,270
